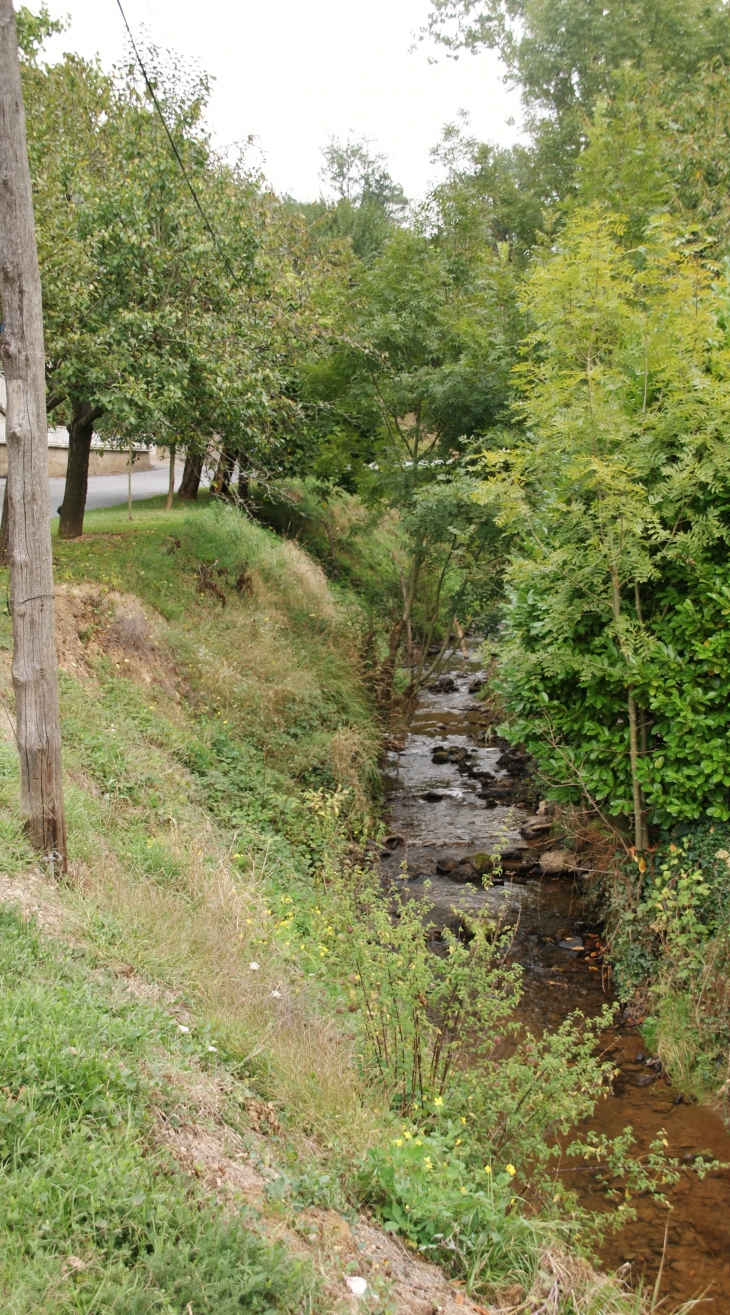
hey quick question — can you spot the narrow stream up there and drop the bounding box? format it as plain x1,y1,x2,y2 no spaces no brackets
381,644,730,1311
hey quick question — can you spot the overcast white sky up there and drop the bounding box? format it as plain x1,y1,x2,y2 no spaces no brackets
42,0,522,203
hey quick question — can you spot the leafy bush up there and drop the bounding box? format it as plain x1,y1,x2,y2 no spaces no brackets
310,869,692,1296
480,202,730,833
322,869,521,1110
363,1124,554,1293
607,834,730,1094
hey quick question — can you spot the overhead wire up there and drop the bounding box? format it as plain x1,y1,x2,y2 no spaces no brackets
114,0,241,287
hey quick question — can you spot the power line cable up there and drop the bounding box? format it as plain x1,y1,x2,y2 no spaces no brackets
114,0,240,287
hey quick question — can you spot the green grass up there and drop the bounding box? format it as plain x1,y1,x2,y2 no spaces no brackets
51,496,380,798
0,906,317,1314
1,496,385,1183
0,495,679,1313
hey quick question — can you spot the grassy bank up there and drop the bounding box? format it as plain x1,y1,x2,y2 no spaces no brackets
0,498,388,1312
0,497,689,1313
0,906,320,1313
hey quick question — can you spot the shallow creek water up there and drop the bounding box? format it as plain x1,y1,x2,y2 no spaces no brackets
381,647,730,1310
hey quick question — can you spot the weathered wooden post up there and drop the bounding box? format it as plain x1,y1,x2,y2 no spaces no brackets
0,0,66,869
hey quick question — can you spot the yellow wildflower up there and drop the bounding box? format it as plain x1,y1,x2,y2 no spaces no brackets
434,1097,444,1107
506,1164,516,1176
484,1165,492,1175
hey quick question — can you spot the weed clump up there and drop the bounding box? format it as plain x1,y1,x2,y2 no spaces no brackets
606,828,730,1100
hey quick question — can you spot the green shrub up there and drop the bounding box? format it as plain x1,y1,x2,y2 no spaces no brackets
307,870,690,1296
606,834,730,1095
363,1124,554,1293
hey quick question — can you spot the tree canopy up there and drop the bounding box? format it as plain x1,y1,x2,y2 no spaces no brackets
13,0,730,831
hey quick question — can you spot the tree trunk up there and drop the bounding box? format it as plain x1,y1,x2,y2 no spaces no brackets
0,0,66,866
377,553,423,709
611,566,647,852
376,616,405,709
237,460,249,504
0,477,8,566
212,447,234,499
400,572,412,667
627,691,648,852
165,442,176,510
178,449,202,500
57,398,101,539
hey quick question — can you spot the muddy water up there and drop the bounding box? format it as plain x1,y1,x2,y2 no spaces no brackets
381,648,730,1310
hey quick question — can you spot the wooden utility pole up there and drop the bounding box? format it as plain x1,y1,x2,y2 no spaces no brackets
0,0,66,869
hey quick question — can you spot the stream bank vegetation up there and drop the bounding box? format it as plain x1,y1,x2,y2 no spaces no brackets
0,500,710,1313
464,51,730,1109
5,0,730,1307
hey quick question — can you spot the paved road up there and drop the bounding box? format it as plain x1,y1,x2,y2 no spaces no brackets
0,465,184,516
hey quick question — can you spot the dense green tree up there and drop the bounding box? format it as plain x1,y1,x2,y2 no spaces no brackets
292,208,520,704
424,0,730,240
429,122,545,267
17,31,318,535
288,136,407,264
573,60,730,260
479,202,730,838
425,0,730,134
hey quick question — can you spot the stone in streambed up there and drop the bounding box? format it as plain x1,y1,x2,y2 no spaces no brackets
435,856,459,874
436,854,484,881
496,748,530,775
478,782,514,800
467,852,493,875
520,816,553,841
499,844,531,863
432,675,456,692
447,860,480,884
539,849,578,876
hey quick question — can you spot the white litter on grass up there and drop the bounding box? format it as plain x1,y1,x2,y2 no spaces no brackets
345,1276,368,1297
178,1025,190,1034
270,989,282,999
249,961,260,971
207,1045,217,1053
